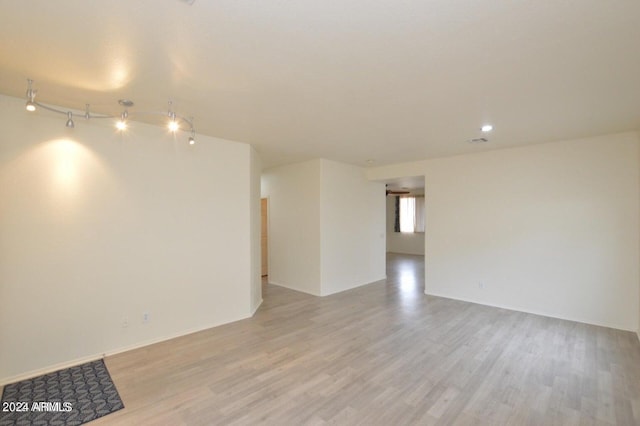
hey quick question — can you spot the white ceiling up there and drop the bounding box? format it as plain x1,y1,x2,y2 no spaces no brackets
1,1,639,168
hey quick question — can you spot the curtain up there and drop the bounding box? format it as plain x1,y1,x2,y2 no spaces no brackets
394,196,401,232
400,197,415,232
414,195,425,232
399,195,425,233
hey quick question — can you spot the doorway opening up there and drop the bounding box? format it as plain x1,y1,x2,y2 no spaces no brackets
384,176,426,292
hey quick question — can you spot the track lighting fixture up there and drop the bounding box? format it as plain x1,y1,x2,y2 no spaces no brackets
168,116,179,132
116,111,128,131
65,112,75,128
25,79,37,111
167,101,180,132
23,79,197,145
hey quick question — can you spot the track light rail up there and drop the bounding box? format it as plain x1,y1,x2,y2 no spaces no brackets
24,79,196,145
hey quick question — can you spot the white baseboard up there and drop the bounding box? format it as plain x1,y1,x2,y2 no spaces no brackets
251,299,263,315
387,250,425,256
0,313,252,387
0,354,105,388
268,280,322,296
424,290,635,333
269,276,387,297
320,275,387,296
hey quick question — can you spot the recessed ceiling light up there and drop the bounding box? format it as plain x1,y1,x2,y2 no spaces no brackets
481,124,493,132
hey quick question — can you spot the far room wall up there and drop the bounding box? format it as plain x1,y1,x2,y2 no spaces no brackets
368,132,640,332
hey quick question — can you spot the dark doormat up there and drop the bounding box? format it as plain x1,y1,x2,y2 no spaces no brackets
0,359,124,425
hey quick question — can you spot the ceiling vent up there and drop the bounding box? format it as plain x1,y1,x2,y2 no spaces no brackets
468,137,489,144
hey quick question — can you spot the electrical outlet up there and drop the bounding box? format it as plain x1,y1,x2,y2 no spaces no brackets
143,312,149,324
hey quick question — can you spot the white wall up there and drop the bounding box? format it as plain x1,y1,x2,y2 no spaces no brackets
262,158,386,296
385,196,425,255
368,132,640,331
0,94,257,383
261,160,322,295
250,148,263,313
320,159,386,295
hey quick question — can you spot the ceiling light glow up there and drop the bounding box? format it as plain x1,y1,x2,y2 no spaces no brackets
481,124,493,132
167,104,180,132
116,110,128,130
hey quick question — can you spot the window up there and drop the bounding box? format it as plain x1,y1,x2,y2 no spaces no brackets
399,196,425,233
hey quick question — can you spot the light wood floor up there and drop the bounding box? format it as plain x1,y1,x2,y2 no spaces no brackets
93,253,640,425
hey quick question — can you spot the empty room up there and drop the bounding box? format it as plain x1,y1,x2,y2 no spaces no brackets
1,1,639,425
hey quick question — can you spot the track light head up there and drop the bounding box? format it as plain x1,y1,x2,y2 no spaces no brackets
65,112,75,128
25,79,37,111
188,136,195,145
116,111,128,131
167,107,179,132
167,101,180,132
